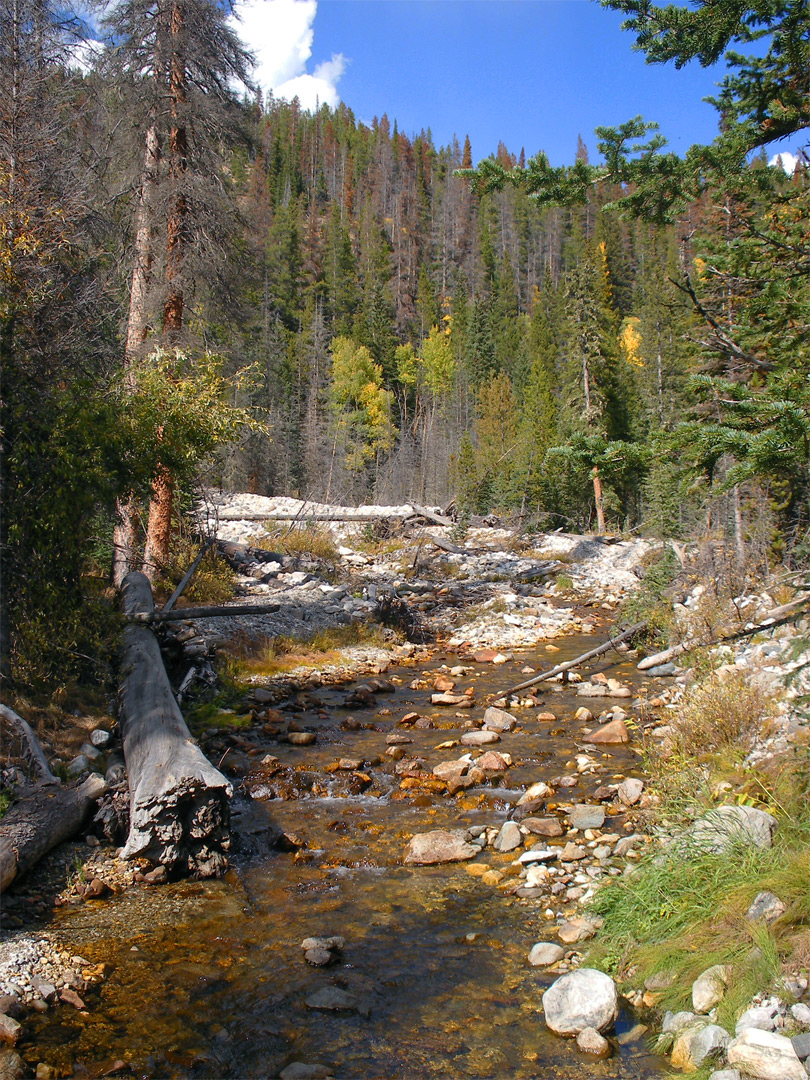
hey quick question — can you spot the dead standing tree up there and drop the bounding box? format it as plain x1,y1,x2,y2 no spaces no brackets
105,0,253,585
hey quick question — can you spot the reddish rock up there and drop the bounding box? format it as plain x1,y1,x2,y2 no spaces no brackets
58,989,86,1010
584,720,629,745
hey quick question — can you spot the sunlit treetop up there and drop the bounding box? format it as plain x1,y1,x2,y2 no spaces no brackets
463,1,810,222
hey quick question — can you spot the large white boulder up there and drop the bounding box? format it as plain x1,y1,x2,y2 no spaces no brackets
542,968,618,1036
727,1027,807,1080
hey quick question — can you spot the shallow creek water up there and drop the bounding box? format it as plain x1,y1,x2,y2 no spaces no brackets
27,636,673,1078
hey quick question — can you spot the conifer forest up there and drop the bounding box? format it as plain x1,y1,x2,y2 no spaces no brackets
2,0,810,684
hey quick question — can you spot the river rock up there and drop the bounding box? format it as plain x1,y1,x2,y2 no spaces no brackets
493,822,522,852
708,1071,741,1080
517,781,554,805
482,706,516,732
583,720,629,744
671,1022,731,1070
689,806,778,853
792,1003,810,1027
528,943,565,967
304,948,333,966
521,817,564,837
617,778,644,805
745,891,786,923
0,1051,24,1080
287,732,316,746
736,1006,778,1035
567,805,605,830
557,916,599,944
542,968,619,1036
476,751,510,772
727,1028,807,1080
279,1064,334,1080
0,1016,21,1046
460,730,500,747
792,1032,810,1059
404,830,478,864
693,965,732,1013
558,842,588,861
576,1027,611,1056
431,693,470,706
305,987,357,1011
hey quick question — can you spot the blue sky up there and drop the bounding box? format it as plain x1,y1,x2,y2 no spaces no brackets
235,0,736,166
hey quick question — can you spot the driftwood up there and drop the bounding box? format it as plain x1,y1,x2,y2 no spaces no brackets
409,504,454,527
637,594,810,670
503,622,648,696
119,572,232,876
0,704,58,783
216,539,284,565
426,534,466,555
0,774,107,893
637,640,693,671
128,600,282,623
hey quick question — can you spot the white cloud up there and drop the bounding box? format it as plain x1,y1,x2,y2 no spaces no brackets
232,0,345,110
769,151,799,175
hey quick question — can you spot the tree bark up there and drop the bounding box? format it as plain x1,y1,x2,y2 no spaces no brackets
0,774,107,893
592,466,606,534
112,123,161,589
144,0,187,580
142,462,174,582
118,571,231,876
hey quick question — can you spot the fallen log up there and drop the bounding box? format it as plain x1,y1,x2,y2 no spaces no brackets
426,534,467,555
502,622,648,696
0,774,107,893
119,572,232,876
636,594,810,670
409,503,454,527
128,600,282,623
0,704,58,783
216,539,284,565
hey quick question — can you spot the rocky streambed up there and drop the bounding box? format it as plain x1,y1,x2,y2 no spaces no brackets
2,503,809,1079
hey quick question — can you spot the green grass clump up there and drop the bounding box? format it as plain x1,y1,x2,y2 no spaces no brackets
586,762,810,1026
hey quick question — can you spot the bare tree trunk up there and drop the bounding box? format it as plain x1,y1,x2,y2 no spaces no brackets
592,465,606,533
142,460,174,582
144,0,187,578
112,124,161,588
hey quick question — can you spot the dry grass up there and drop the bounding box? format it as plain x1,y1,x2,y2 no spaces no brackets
263,521,340,563
157,538,236,605
675,669,770,755
230,622,387,676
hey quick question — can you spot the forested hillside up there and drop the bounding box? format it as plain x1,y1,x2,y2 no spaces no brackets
2,0,810,685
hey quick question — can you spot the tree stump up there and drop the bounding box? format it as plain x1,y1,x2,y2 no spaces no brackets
118,572,231,876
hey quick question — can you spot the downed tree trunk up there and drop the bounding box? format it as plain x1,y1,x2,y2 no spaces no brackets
119,572,232,876
0,774,107,893
128,600,282,624
502,622,648,696
0,704,59,783
637,594,810,670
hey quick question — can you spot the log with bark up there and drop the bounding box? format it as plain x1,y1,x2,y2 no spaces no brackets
118,572,232,876
0,774,107,893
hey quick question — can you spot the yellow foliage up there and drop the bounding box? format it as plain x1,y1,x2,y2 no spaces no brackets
619,316,645,368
